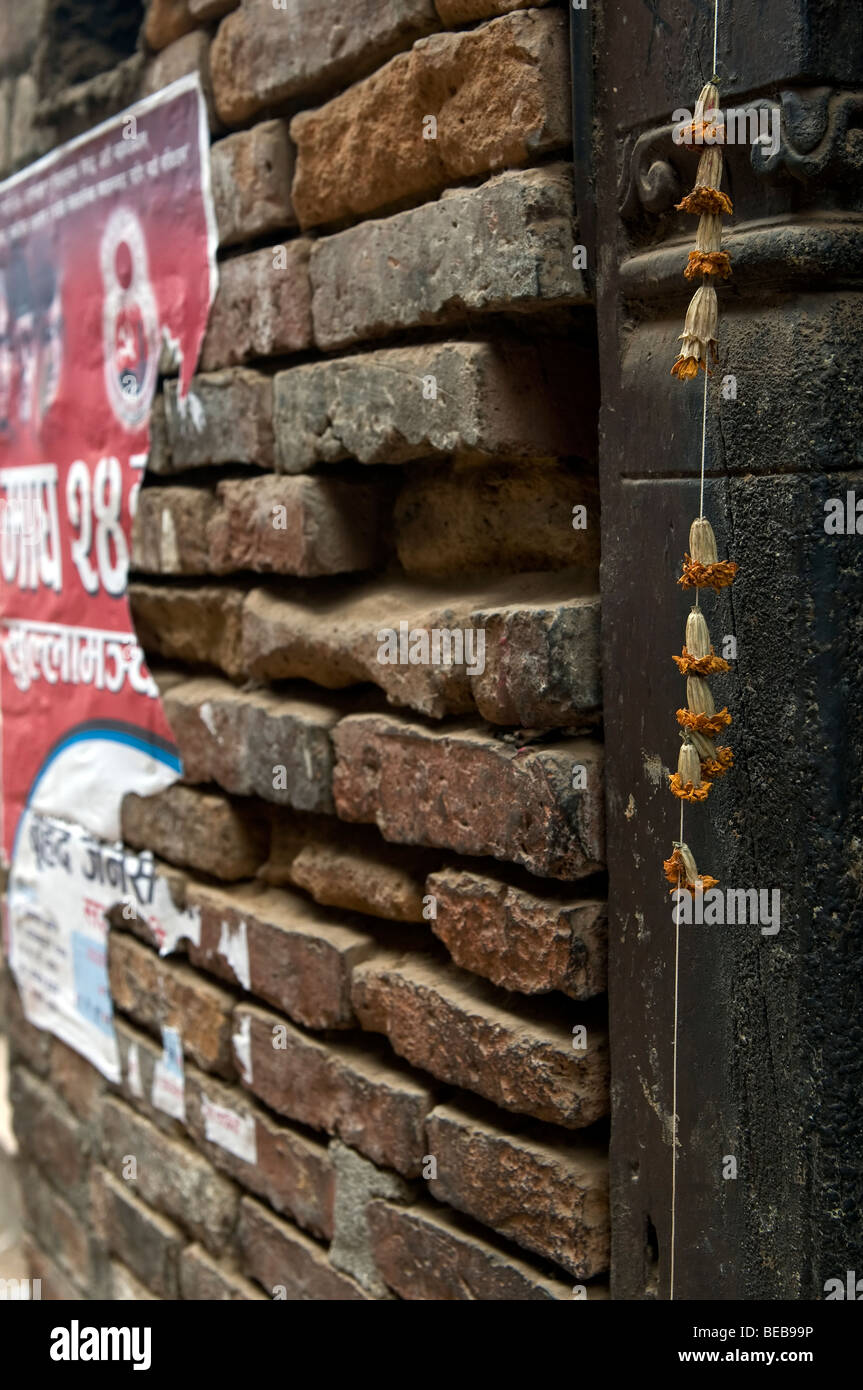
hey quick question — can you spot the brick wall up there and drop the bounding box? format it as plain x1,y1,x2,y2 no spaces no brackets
1,0,608,1300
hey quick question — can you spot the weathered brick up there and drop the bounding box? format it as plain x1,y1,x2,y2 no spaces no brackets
425,1102,609,1278
367,1200,573,1300
143,30,216,130
130,582,246,677
145,0,196,51
131,486,217,575
49,1038,105,1122
11,1068,91,1211
108,932,238,1078
236,1002,433,1175
435,0,551,20
333,715,605,879
190,0,237,20
20,1165,91,1290
185,878,377,1027
0,0,50,75
91,1168,184,1298
180,1243,267,1300
262,815,434,923
122,784,268,880
273,339,597,471
328,1141,410,1296
112,1019,187,1138
23,1239,86,1301
2,971,51,1075
109,1261,160,1300
184,1067,335,1237
211,0,438,126
395,458,600,578
237,1196,372,1300
351,953,609,1128
201,241,312,370
427,868,607,999
162,675,338,812
311,163,584,351
100,1095,238,1252
207,474,390,577
211,119,296,248
164,370,273,469
291,10,569,228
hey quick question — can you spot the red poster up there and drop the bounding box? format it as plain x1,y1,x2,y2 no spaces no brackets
0,76,216,1077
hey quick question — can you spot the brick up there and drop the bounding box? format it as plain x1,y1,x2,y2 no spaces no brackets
130,582,246,677
236,1003,433,1175
201,241,312,370
211,0,438,127
112,1019,186,1138
367,1200,572,1300
351,953,609,1129
0,0,50,75
395,458,600,578
145,0,196,50
10,73,55,169
23,1239,85,1301
328,1141,410,1296
162,675,338,812
263,815,434,923
143,30,217,130
185,878,377,1027
427,868,607,999
237,1196,372,1300
109,1261,160,1300
207,474,390,576
100,1096,238,1252
20,1165,91,1290
425,1102,609,1277
121,784,268,880
435,0,551,19
180,1243,267,1300
184,1067,334,1237
144,393,171,473
164,370,274,469
211,119,295,248
10,1069,91,1210
469,583,602,724
48,1039,105,1122
131,486,217,575
190,0,237,19
311,163,584,351
91,1168,184,1298
333,715,605,879
108,932,238,1078
291,10,569,228
273,339,597,471
2,971,51,1076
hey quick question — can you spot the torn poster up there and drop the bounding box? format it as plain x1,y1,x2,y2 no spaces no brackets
0,75,217,1079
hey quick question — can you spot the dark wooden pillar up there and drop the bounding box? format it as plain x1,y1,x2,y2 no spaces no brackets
593,0,863,1299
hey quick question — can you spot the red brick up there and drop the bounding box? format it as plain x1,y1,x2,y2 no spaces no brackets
110,1261,161,1300
130,582,246,677
145,0,196,51
185,878,376,1028
121,784,268,881
91,1168,184,1298
425,1101,609,1277
48,1038,105,1122
201,241,312,370
184,1066,335,1237
164,369,274,469
333,715,605,880
351,953,609,1129
211,119,296,249
180,1243,267,1300
19,1165,92,1290
367,1200,573,1300
131,486,216,575
427,867,607,999
100,1095,238,1253
10,1068,91,1210
291,10,570,228
435,0,551,19
237,1196,372,1300
235,1002,433,1176
108,932,238,1078
143,30,217,131
23,1239,85,1301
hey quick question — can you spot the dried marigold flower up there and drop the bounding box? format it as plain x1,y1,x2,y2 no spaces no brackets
672,646,731,676
678,555,739,591
670,286,718,379
663,842,719,895
676,186,733,216
677,707,733,735
669,774,712,802
701,745,734,779
684,249,733,280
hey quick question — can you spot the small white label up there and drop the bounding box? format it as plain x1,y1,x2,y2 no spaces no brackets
217,916,250,990
126,1041,143,1098
202,1094,257,1164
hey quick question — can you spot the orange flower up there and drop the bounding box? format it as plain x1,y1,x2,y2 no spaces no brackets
663,847,719,895
684,249,732,280
676,186,733,216
677,708,732,735
671,646,731,676
671,354,704,380
678,556,739,591
701,746,734,779
668,773,712,802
